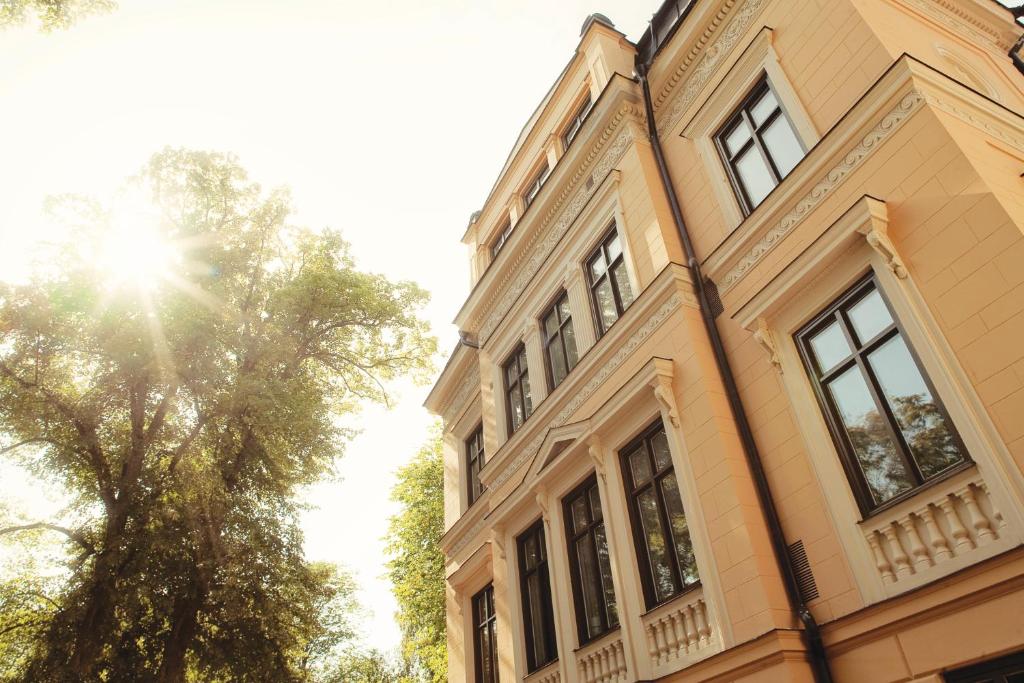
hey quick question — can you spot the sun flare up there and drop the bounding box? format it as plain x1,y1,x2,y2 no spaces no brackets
95,199,181,293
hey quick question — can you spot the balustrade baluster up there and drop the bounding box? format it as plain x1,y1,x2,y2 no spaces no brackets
866,531,896,582
937,495,973,554
898,514,932,569
881,524,912,578
695,600,711,643
916,505,951,563
958,485,995,544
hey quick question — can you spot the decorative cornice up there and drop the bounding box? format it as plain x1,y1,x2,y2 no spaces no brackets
922,91,1024,152
472,103,645,344
897,0,1014,51
440,363,481,425
718,90,926,294
656,0,770,137
487,291,684,490
652,0,739,110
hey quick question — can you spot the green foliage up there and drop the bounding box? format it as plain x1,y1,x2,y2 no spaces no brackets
0,0,115,30
0,148,436,681
385,427,446,683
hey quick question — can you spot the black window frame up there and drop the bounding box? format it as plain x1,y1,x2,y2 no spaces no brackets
466,424,486,507
562,93,594,149
490,219,514,258
472,584,499,683
714,76,805,216
795,273,971,517
517,520,558,673
945,649,1024,682
619,420,699,610
503,343,533,436
541,290,579,392
522,161,552,209
586,224,634,338
562,475,619,646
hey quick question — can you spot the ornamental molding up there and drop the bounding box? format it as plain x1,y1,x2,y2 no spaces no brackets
472,104,645,344
922,91,1024,153
441,363,481,425
896,0,1014,51
656,0,770,138
652,0,739,110
487,292,684,491
718,90,926,294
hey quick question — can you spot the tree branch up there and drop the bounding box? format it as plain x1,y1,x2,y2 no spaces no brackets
0,522,94,554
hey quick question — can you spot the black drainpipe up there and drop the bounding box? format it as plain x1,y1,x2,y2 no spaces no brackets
635,60,834,683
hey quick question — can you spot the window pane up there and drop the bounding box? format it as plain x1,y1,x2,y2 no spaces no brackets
576,534,605,637
563,320,579,370
589,252,607,280
527,573,548,664
571,496,589,535
509,385,523,431
735,147,776,207
809,321,851,373
588,486,602,522
627,447,652,486
750,88,779,126
638,489,676,602
611,261,635,309
557,296,572,322
524,533,539,570
505,361,517,385
724,119,752,156
543,310,559,339
661,475,699,585
549,343,567,387
606,233,622,260
847,288,893,344
868,335,965,478
828,366,915,504
522,375,533,417
762,115,803,178
594,524,618,627
650,429,673,472
594,278,618,332
481,626,493,683
519,346,530,369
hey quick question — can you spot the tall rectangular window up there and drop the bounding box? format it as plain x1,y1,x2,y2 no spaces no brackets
563,476,618,645
472,584,499,683
542,291,579,391
796,275,968,514
715,77,805,214
517,521,558,672
466,424,486,506
503,344,533,435
587,226,635,337
491,219,513,258
562,94,594,149
523,162,551,209
620,421,698,608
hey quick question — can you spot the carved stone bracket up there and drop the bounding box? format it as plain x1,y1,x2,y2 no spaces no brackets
651,372,680,429
491,528,506,561
858,219,907,279
753,317,782,373
587,435,607,481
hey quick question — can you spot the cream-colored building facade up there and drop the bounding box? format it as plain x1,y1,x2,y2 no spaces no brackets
425,1,1024,681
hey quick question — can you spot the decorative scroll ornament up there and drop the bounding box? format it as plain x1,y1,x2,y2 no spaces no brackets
652,382,680,429
587,436,607,480
490,528,506,561
753,317,782,372
858,223,908,279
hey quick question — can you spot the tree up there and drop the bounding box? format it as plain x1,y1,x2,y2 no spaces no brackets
385,428,446,683
0,0,115,30
0,148,436,681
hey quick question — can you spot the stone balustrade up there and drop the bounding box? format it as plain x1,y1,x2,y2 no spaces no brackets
575,632,627,683
523,662,560,683
641,585,714,670
862,470,1006,587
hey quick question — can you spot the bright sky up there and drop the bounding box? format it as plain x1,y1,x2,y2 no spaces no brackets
0,0,656,653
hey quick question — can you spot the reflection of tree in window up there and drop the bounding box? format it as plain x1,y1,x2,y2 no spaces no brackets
798,276,968,511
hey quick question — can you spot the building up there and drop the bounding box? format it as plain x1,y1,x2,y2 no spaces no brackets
423,1,1024,681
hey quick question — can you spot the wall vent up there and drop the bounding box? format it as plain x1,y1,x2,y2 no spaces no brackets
704,278,724,318
788,539,819,603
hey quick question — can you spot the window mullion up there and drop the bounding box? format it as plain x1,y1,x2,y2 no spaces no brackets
856,351,926,485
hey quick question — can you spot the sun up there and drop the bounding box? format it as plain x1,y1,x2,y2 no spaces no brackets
95,196,182,293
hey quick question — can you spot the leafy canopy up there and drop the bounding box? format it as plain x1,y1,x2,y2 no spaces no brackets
0,148,436,681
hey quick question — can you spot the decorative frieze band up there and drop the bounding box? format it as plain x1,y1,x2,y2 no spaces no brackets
441,363,481,425
718,90,926,293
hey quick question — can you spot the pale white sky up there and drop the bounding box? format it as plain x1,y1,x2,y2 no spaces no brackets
0,0,655,653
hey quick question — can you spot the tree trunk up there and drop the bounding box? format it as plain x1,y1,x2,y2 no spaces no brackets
156,583,205,683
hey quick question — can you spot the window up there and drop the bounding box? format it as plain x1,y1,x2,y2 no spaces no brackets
523,162,551,209
517,521,558,672
796,275,969,514
541,291,579,391
473,585,499,683
587,226,635,337
563,476,618,645
491,219,514,258
466,425,486,506
503,344,533,434
715,77,805,214
562,94,594,148
620,421,698,608
945,650,1024,682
